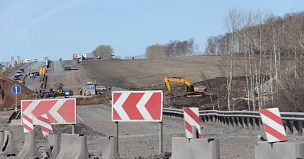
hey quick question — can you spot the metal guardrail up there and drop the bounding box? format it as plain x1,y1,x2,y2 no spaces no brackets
163,108,304,121
163,108,304,135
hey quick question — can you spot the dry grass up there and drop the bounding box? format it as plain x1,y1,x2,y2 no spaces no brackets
82,55,247,90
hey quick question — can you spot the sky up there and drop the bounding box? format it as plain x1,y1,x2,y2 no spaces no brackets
0,0,303,61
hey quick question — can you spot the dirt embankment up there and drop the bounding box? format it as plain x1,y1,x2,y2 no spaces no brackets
0,77,35,109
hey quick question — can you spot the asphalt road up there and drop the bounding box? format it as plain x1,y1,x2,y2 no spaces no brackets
77,105,111,122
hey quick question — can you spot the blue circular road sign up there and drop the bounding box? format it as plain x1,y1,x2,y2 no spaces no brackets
11,84,21,94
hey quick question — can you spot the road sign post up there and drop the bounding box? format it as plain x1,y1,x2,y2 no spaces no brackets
11,85,21,112
112,90,163,155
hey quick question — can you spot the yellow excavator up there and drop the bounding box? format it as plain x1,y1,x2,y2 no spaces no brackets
53,83,65,97
164,76,206,98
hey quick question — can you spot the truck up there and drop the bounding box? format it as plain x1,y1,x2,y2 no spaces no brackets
64,60,72,70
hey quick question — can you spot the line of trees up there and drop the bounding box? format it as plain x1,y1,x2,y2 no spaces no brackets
92,45,114,59
145,38,200,58
205,9,304,111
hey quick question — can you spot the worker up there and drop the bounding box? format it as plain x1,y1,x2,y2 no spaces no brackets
79,88,82,95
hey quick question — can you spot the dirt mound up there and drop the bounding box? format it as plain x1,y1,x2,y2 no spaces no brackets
169,76,250,110
0,77,35,109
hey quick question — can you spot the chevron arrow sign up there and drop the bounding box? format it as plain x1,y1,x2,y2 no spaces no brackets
21,98,76,125
112,91,163,122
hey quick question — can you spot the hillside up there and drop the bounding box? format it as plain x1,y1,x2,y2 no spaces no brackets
82,55,246,89
81,55,250,110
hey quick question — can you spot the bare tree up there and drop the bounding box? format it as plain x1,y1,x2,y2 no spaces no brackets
224,8,242,110
92,45,114,59
145,44,166,59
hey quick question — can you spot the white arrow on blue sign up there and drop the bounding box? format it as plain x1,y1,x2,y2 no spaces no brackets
11,84,21,94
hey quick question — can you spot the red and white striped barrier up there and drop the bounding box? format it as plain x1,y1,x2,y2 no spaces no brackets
260,108,287,142
22,114,34,133
36,114,53,136
183,107,201,138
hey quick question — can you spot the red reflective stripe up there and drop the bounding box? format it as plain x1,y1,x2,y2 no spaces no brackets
260,109,283,126
122,93,144,120
113,93,122,105
23,114,33,123
23,124,34,132
40,126,54,133
113,108,121,120
185,120,192,134
184,108,200,125
145,92,162,120
264,123,287,141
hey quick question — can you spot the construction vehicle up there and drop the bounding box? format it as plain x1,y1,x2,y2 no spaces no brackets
53,83,65,97
164,76,206,98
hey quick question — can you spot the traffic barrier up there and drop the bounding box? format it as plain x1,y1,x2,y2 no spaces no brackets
171,137,220,159
18,132,42,158
56,133,90,159
0,131,3,150
183,107,201,138
97,136,119,159
37,113,53,136
260,108,287,142
44,133,60,159
255,141,304,159
1,131,19,157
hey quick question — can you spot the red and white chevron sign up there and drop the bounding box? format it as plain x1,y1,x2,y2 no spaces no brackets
22,114,34,133
37,114,53,136
112,91,163,122
260,108,287,142
184,107,201,138
21,98,76,125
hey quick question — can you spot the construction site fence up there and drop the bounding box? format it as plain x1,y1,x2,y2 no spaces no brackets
163,108,304,136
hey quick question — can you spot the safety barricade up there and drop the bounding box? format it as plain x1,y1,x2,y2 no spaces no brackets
255,141,304,159
18,132,42,158
56,133,90,159
171,137,220,159
1,131,19,157
97,136,119,159
44,133,60,159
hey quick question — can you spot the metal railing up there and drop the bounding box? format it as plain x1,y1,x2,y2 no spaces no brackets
163,108,304,135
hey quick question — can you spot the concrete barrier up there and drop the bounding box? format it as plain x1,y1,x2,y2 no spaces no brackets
44,133,60,159
97,136,119,159
1,131,19,157
0,131,4,150
255,141,304,159
18,132,42,158
171,137,220,159
56,133,90,159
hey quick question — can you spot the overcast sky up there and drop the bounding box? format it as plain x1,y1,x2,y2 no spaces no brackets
0,0,303,61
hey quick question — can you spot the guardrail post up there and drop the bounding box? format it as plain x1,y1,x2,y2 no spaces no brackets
248,118,253,130
285,120,292,135
239,117,243,128
293,121,299,136
243,118,248,129
259,119,264,131
254,118,260,130
225,117,229,126
219,117,223,125
229,117,234,127
213,116,217,123
302,121,304,136
234,117,238,127
208,116,212,122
